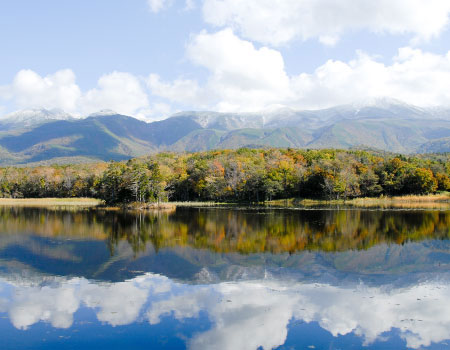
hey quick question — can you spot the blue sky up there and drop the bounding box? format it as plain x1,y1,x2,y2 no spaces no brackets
1,0,450,120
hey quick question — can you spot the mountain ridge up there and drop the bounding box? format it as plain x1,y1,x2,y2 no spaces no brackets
1,101,450,165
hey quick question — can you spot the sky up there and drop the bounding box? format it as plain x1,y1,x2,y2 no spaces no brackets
1,0,450,120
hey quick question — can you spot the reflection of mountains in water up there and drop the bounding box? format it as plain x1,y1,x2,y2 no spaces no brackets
0,209,449,284
3,242,450,286
1,207,450,350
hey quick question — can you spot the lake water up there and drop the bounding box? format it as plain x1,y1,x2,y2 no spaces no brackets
0,206,449,350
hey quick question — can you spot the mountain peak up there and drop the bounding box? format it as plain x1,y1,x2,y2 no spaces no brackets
351,97,411,109
0,108,74,128
88,109,119,117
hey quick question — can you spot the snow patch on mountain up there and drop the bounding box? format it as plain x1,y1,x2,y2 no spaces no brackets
0,108,75,128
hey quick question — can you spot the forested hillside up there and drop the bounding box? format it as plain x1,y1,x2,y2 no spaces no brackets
1,148,449,204
2,99,450,165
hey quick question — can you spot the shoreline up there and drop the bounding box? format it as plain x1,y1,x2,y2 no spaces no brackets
0,193,449,210
0,198,103,207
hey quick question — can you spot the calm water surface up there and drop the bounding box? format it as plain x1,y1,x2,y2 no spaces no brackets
0,207,449,350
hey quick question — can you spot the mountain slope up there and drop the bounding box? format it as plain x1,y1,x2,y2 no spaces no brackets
0,115,156,164
0,108,74,131
1,100,450,165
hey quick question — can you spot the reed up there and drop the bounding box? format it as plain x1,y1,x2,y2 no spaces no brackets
0,198,103,207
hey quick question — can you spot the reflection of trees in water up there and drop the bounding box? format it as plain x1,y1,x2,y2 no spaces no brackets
0,207,449,255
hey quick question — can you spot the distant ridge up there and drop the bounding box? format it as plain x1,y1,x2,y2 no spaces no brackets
1,100,450,165
0,108,75,130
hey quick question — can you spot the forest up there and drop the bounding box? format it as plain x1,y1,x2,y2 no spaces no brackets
0,148,449,204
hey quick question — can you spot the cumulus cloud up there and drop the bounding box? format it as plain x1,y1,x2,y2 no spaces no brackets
2,43,450,116
149,29,291,112
151,31,450,111
202,0,450,46
3,69,81,112
187,29,290,99
0,70,157,119
147,73,205,107
80,72,149,116
290,47,450,109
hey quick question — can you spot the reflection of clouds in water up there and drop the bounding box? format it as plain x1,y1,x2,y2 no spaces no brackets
291,283,450,349
146,282,297,350
9,283,79,329
4,274,170,329
189,283,297,350
147,288,217,325
1,275,449,349
147,280,450,350
81,282,148,326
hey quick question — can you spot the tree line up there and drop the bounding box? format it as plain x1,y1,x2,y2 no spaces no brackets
0,148,449,204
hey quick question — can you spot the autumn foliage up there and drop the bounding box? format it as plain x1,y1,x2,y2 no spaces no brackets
0,148,449,204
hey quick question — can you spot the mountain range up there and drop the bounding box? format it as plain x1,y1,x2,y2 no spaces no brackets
1,98,450,165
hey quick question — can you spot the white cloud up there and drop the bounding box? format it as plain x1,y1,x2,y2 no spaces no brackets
148,0,194,13
290,47,450,109
2,44,450,116
150,32,450,111
134,103,174,122
4,69,81,112
81,72,149,116
149,29,291,112
202,0,450,46
187,29,289,93
147,73,205,107
0,70,152,119
147,0,170,13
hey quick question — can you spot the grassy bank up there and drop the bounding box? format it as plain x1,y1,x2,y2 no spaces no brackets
284,193,450,209
1,193,450,210
0,198,103,208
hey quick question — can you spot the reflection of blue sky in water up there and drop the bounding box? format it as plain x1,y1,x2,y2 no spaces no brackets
1,273,449,350
0,208,449,349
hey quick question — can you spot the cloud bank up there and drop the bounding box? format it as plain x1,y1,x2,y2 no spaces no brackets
1,1,450,118
149,30,450,112
0,70,155,120
2,42,450,117
202,0,450,46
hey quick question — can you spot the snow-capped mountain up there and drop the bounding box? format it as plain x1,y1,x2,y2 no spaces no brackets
1,99,450,165
0,108,75,130
88,109,119,117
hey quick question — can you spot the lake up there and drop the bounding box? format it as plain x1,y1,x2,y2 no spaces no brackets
0,206,449,350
